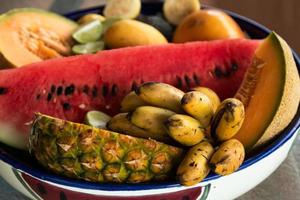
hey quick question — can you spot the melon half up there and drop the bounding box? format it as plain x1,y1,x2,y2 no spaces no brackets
0,8,78,67
234,32,300,151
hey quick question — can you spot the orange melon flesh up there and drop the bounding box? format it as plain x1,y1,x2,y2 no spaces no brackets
0,8,78,67
234,32,300,151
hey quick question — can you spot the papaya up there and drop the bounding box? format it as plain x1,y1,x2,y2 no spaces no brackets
0,8,78,67
234,32,300,151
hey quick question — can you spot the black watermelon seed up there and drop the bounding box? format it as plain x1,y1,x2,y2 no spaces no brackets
223,69,231,77
36,183,47,195
176,76,183,88
214,66,223,79
83,85,89,95
57,86,63,96
232,62,238,71
92,86,98,98
111,84,118,96
0,87,8,95
60,191,67,200
62,102,71,111
102,85,109,97
64,84,75,96
131,81,138,91
193,73,201,85
184,75,191,88
50,85,56,93
36,94,41,100
47,93,52,101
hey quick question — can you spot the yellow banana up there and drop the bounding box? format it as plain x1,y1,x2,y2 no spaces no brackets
181,91,214,127
210,98,245,142
128,106,175,137
165,114,205,146
192,86,220,112
177,141,214,186
210,139,245,175
136,82,184,113
120,91,147,112
107,113,171,143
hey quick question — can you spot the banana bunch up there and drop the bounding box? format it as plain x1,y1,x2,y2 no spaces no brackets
85,82,246,186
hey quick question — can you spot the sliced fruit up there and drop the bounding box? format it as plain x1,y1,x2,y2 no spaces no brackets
84,110,111,129
163,0,200,25
104,19,168,49
72,20,103,44
0,8,78,67
103,0,141,19
0,39,259,149
72,41,104,54
173,10,245,43
234,32,300,150
29,113,184,183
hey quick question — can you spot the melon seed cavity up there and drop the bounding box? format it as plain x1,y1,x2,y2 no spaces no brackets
18,25,72,59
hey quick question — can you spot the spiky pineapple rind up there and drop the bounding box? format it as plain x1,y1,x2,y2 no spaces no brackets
30,113,184,183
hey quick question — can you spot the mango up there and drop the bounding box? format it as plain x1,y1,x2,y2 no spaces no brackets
104,19,167,49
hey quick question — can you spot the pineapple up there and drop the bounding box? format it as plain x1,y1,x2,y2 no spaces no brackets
29,113,184,183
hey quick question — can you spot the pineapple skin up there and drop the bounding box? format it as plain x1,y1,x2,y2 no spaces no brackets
29,113,184,183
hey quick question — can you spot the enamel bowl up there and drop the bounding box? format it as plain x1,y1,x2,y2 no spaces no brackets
0,2,299,200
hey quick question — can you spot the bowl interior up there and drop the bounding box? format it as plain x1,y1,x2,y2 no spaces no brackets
0,2,300,191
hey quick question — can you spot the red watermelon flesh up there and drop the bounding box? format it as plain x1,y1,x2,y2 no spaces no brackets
0,39,259,149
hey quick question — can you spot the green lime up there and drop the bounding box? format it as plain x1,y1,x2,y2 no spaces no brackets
102,17,121,33
85,110,111,129
72,20,103,43
72,41,104,54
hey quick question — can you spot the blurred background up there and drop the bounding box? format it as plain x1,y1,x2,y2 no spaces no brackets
0,0,299,52
0,1,299,200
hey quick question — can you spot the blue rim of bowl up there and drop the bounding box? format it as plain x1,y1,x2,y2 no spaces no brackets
0,2,300,191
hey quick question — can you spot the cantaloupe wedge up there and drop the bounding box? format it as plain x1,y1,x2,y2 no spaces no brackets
234,32,300,151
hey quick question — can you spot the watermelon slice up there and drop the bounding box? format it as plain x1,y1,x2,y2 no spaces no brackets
0,40,259,149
